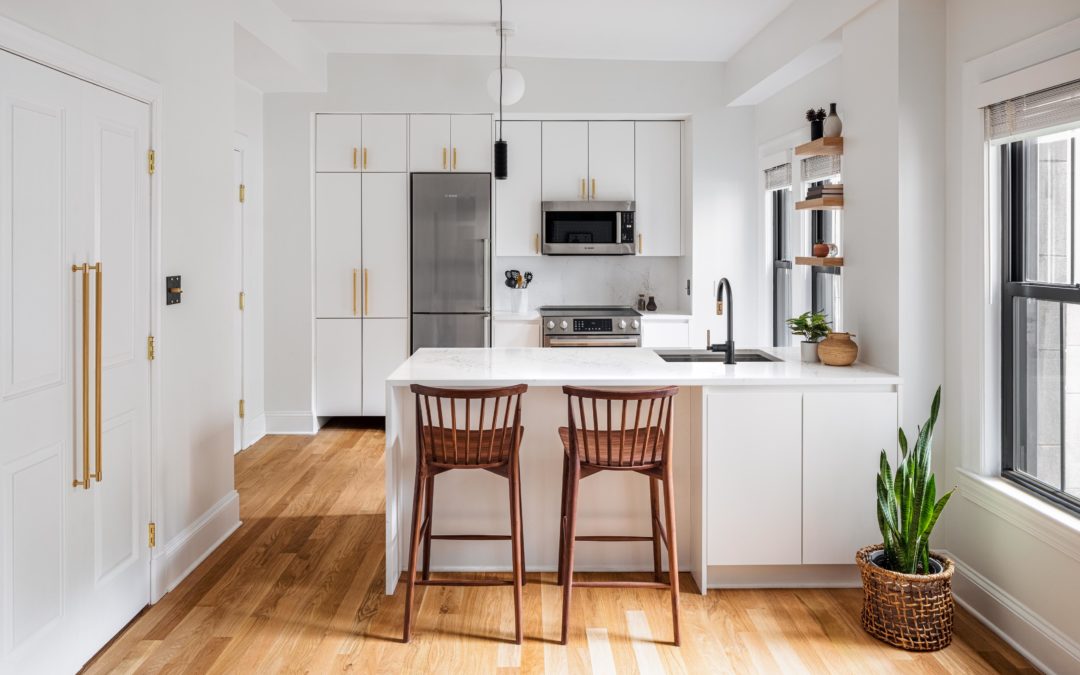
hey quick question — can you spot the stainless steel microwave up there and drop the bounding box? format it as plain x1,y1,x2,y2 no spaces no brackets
541,200,635,255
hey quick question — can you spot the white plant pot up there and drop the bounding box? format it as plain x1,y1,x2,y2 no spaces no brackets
800,341,820,363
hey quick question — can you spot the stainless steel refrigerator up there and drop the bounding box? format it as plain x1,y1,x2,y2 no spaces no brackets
411,172,491,351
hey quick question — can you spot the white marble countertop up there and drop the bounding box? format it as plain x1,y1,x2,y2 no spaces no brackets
387,347,901,387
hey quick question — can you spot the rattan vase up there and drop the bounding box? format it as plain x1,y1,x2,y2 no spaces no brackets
857,544,955,651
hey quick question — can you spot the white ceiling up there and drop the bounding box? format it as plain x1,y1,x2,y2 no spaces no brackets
271,0,795,62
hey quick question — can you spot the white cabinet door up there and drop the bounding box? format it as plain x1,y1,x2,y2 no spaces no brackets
410,114,451,172
588,121,635,201
316,319,363,416
803,392,897,564
707,392,802,566
316,114,363,172
361,173,408,318
451,114,491,172
362,318,409,416
495,121,542,256
641,320,690,348
542,121,589,201
361,114,407,172
493,320,540,347
315,173,363,318
634,121,681,256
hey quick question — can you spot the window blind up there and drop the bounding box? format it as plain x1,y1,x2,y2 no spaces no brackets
764,162,791,190
985,78,1080,141
801,154,841,182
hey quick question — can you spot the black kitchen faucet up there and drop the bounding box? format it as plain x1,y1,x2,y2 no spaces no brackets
709,277,735,364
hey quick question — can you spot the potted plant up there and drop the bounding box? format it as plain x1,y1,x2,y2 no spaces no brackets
785,310,830,362
858,386,956,651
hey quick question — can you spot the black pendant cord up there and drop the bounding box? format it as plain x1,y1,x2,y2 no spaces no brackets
498,0,504,142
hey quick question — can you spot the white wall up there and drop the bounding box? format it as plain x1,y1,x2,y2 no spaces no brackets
263,54,759,423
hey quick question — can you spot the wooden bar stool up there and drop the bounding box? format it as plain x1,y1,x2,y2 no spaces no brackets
557,385,681,646
402,384,528,644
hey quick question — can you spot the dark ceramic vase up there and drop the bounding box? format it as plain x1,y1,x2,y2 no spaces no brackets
810,119,823,140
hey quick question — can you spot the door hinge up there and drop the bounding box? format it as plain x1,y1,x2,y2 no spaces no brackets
148,522,156,548
239,184,245,203
147,149,156,175
239,291,245,311
239,399,245,419
147,335,155,360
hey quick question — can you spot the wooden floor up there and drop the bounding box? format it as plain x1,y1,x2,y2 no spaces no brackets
83,421,1037,674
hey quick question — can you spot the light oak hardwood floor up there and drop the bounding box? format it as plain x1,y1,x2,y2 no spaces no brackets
82,421,1037,674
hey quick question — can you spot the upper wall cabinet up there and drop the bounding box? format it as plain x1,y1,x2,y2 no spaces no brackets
635,121,682,256
409,114,492,172
316,114,406,172
541,121,589,201
588,122,634,201
495,121,542,256
541,121,635,202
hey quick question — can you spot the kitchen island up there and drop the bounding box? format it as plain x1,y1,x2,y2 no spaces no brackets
383,347,900,594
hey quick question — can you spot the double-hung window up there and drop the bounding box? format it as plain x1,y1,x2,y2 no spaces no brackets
766,162,793,347
996,78,1080,513
801,155,843,328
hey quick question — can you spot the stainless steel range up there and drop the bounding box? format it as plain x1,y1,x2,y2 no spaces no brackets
538,305,642,348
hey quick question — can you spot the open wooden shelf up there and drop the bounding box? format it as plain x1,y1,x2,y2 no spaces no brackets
795,196,844,210
795,256,844,268
794,136,844,157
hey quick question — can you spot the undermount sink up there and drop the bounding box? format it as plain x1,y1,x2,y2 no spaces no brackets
656,349,783,364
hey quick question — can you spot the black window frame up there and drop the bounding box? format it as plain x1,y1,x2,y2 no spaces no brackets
771,188,792,347
1001,136,1080,515
810,189,841,324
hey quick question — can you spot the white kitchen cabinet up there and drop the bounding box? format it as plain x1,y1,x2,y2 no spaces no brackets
635,121,682,256
315,173,363,318
362,319,410,416
542,121,589,201
588,121,635,201
495,121,542,256
707,392,803,566
409,114,451,171
802,392,897,564
316,114,363,172
451,115,492,172
361,173,409,318
316,319,364,416
493,319,540,347
360,114,407,172
641,318,690,348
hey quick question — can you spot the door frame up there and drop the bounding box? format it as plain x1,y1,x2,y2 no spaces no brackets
0,16,166,600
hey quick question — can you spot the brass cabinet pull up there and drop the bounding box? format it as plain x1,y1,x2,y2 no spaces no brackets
71,263,91,489
93,262,102,482
580,178,586,199
352,147,358,170
352,269,358,316
534,233,540,254
638,234,643,254
363,269,370,316
452,147,458,170
363,147,368,170
591,178,597,199
442,147,447,170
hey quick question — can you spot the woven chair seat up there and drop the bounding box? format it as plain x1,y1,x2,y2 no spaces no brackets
558,426,666,467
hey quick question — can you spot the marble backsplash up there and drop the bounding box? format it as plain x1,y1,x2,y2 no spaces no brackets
493,255,685,314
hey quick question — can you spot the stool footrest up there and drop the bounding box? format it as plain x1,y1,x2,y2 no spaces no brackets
573,580,671,589
429,534,512,541
575,535,655,542
416,579,515,587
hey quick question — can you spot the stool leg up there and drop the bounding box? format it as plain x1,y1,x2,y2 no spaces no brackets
649,477,663,583
517,458,527,586
560,459,581,645
421,475,435,581
509,457,524,644
557,452,569,586
661,469,681,647
403,468,427,643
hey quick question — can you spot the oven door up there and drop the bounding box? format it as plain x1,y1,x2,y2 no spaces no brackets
543,335,641,348
542,201,635,255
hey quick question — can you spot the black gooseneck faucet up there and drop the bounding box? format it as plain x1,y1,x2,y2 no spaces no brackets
709,277,735,364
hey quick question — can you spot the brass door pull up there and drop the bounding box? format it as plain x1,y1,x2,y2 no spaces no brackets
534,233,540,255
71,263,101,488
591,178,597,199
580,178,586,199
638,234,643,254
363,147,368,170
442,147,447,170
452,147,458,170
353,147,358,170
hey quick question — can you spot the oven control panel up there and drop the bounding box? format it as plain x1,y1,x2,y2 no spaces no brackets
574,318,612,333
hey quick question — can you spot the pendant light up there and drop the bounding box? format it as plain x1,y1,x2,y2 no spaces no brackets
492,0,512,180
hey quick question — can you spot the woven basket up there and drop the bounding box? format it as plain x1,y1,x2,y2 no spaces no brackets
856,544,955,651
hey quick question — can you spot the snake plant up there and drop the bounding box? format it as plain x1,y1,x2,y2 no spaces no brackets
875,386,954,575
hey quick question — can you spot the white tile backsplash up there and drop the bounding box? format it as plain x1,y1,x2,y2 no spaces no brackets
494,256,684,313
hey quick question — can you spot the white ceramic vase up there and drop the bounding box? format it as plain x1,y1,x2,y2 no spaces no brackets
824,102,842,137
800,341,820,363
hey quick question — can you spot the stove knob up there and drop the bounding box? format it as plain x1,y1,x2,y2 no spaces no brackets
559,320,569,330
631,319,640,329
546,320,555,330
618,319,627,329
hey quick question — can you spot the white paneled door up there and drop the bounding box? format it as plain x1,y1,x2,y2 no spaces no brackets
0,50,152,673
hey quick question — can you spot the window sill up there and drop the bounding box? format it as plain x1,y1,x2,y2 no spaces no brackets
955,469,1080,563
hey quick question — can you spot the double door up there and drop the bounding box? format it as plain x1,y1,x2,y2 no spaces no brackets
315,172,409,416
541,121,635,202
315,114,407,173
409,114,491,172
0,50,151,673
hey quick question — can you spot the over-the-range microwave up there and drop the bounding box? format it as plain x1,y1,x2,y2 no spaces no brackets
541,200,635,255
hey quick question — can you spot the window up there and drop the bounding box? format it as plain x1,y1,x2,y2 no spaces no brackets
1000,119,1080,513
765,163,792,347
801,154,843,329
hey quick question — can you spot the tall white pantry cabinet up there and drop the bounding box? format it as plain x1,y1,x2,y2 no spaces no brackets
314,114,410,417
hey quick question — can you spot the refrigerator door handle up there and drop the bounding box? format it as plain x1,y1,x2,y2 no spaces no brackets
482,237,491,311
484,315,491,348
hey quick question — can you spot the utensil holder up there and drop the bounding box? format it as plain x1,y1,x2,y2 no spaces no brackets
510,289,529,315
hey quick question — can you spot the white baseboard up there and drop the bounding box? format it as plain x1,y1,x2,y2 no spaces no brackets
150,490,241,602
945,550,1080,675
265,410,318,434
243,413,266,448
